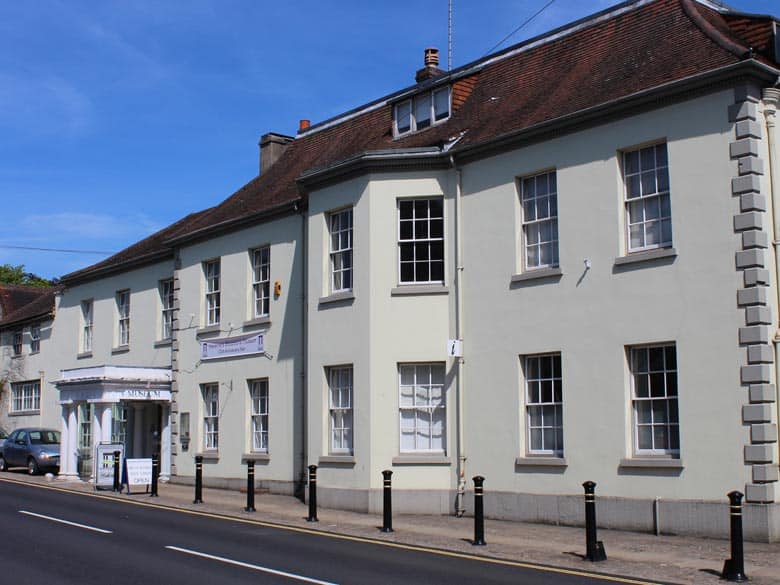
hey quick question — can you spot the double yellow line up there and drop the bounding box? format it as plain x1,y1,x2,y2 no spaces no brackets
0,476,662,585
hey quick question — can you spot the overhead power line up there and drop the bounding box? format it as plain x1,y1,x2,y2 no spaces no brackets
483,0,557,57
0,245,114,255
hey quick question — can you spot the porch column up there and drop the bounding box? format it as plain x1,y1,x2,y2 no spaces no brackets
160,404,171,481
67,402,79,477
132,403,145,458
99,403,113,443
58,404,78,479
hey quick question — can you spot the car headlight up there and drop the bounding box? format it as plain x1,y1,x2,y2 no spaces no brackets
39,452,53,460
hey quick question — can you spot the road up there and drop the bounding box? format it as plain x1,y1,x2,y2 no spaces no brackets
0,479,660,585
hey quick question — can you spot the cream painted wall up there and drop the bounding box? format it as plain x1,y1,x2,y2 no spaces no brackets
460,89,769,500
307,171,458,492
174,215,303,486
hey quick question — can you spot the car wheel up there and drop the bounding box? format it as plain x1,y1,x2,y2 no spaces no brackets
27,458,40,475
0,456,7,471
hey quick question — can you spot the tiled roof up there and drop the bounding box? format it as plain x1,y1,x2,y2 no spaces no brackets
0,285,58,329
65,0,779,283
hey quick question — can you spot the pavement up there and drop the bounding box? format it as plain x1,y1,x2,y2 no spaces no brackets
4,471,780,585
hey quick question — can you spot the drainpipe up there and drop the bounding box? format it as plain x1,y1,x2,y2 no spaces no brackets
450,154,466,517
763,88,780,449
299,203,309,501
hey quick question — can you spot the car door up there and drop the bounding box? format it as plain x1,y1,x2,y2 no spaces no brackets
8,431,28,466
4,431,18,466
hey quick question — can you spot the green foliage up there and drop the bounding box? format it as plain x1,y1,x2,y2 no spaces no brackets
0,264,52,287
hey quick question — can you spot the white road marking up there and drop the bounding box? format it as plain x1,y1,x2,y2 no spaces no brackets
165,545,340,585
19,510,113,534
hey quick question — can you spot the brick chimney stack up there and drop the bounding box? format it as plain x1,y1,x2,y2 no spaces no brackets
416,47,444,83
259,132,294,175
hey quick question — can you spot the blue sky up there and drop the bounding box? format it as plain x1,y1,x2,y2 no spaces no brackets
1,0,776,280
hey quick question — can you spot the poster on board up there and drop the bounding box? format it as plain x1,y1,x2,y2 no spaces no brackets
95,443,124,490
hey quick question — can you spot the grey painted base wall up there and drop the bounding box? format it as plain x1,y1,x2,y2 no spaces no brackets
170,475,780,542
169,475,296,496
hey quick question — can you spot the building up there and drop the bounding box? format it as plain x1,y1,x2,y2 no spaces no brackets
0,285,59,433
11,0,780,540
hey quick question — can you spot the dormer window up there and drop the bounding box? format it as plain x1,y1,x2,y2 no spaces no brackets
394,86,451,137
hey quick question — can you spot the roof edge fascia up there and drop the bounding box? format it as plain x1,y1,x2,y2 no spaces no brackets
60,249,174,288
297,149,451,190
455,59,780,165
0,310,55,332
163,199,302,248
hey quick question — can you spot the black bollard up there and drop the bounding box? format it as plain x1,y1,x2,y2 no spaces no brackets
245,460,256,512
112,450,121,492
473,475,486,546
150,452,159,497
193,455,203,504
307,465,318,522
381,470,393,533
583,481,607,562
721,491,748,582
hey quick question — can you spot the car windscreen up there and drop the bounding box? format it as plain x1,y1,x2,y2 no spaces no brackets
29,431,60,445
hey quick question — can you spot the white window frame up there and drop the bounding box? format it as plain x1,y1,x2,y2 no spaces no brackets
398,198,445,285
12,329,22,356
78,403,93,450
623,142,672,253
398,363,446,453
29,323,41,353
160,279,174,340
520,170,559,270
629,344,680,456
523,353,563,457
111,404,128,445
11,380,40,412
394,86,451,137
116,290,130,347
329,208,353,293
249,379,269,452
328,366,353,454
81,300,93,353
251,247,270,318
202,383,219,451
204,259,221,326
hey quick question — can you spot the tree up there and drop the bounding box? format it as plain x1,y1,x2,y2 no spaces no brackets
0,264,52,287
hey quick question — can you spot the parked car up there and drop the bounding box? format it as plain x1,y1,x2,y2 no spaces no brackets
0,428,60,474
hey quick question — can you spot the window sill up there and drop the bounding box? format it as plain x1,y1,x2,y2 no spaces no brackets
243,316,271,329
619,457,683,470
391,285,449,296
111,346,130,355
318,455,356,466
9,410,41,417
614,247,677,267
77,352,93,359
197,452,220,462
154,339,172,348
511,267,562,283
10,355,22,360
515,456,567,468
392,454,450,466
242,452,270,463
318,291,355,306
196,325,221,337
29,350,40,356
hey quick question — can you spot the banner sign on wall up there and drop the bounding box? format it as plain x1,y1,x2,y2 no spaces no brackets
200,332,264,360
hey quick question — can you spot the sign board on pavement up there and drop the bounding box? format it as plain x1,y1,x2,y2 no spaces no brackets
95,443,124,490
125,458,153,493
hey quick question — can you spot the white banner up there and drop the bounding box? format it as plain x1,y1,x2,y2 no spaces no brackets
126,458,153,487
200,332,264,360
